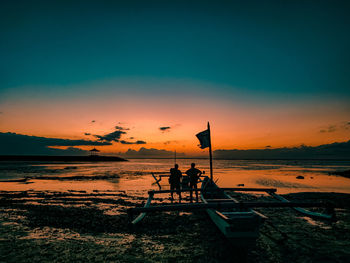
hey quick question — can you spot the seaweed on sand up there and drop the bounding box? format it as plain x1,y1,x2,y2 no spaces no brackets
22,204,129,234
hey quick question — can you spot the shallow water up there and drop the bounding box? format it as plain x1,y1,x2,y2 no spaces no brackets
1,159,350,194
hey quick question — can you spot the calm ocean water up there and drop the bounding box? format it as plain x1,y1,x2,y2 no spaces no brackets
1,159,350,194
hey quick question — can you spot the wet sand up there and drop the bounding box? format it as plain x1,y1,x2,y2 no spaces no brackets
1,187,350,262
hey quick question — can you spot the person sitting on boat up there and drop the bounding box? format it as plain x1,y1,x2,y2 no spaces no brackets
169,164,182,202
186,163,202,202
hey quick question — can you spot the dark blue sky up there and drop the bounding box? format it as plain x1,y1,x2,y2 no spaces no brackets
1,0,350,99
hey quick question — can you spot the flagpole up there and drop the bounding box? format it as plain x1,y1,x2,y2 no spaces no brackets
208,122,213,181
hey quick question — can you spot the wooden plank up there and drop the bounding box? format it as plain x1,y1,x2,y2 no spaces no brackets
220,188,277,193
149,187,276,195
151,173,162,190
223,193,239,203
206,199,236,202
215,210,230,220
131,192,154,224
157,174,206,178
269,192,335,221
252,210,268,220
149,189,207,194
128,201,334,214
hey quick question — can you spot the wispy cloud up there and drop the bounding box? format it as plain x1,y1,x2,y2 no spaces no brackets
120,140,146,145
94,130,126,142
320,125,337,133
163,140,178,145
0,132,110,155
94,124,145,144
115,126,130,131
159,126,171,132
320,121,350,133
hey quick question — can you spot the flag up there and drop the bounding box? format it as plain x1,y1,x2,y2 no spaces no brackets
196,129,210,149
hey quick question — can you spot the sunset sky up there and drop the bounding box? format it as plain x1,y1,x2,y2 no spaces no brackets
1,0,349,156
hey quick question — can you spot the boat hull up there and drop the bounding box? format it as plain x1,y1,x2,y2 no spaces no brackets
201,177,262,247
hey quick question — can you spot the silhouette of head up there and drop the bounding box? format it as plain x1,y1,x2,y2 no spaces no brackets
191,163,195,168
175,164,178,169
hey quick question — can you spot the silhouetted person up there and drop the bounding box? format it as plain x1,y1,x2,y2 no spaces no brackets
186,163,202,202
169,164,182,202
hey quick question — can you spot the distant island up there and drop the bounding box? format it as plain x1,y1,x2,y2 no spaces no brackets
0,155,127,162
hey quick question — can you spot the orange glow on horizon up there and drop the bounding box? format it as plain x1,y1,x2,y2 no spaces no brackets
1,80,349,155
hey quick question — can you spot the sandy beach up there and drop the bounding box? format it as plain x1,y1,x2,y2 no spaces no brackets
1,170,350,262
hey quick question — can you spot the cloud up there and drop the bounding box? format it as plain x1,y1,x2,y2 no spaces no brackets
115,126,130,131
94,130,126,142
329,126,337,132
120,140,146,145
320,125,336,133
345,122,350,130
320,122,350,133
163,140,178,145
91,120,96,123
159,126,171,132
93,125,145,144
0,132,110,155
84,133,91,136
214,140,350,159
320,125,337,133
121,147,185,158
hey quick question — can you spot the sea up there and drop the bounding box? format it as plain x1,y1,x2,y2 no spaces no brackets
1,159,350,194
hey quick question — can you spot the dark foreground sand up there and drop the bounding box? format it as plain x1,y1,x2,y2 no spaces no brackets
0,189,350,263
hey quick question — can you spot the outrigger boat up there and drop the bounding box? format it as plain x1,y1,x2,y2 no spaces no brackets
128,174,335,246
128,123,336,246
